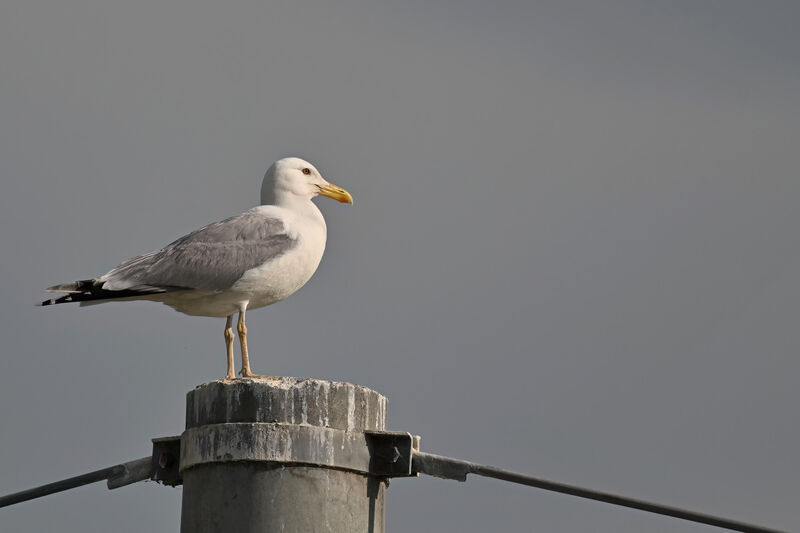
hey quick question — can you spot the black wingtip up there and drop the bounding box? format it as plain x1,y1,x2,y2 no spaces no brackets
38,282,184,307
38,293,78,307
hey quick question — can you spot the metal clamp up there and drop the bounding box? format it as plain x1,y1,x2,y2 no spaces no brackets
151,436,182,487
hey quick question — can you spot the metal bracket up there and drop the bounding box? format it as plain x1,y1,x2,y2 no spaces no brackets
151,436,182,486
105,436,182,490
365,430,417,477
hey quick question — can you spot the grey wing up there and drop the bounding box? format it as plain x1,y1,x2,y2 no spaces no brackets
100,211,297,292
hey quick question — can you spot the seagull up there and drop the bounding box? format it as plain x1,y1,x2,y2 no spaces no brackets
40,157,353,379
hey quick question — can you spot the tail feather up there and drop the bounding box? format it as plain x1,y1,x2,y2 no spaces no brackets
39,279,186,307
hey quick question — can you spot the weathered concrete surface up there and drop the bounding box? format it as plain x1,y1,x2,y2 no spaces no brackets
182,463,385,533
180,377,388,533
185,377,387,431
181,423,376,473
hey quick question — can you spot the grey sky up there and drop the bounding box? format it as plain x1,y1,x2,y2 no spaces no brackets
1,1,798,531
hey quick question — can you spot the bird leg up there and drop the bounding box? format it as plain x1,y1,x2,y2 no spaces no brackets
224,315,236,380
237,308,262,378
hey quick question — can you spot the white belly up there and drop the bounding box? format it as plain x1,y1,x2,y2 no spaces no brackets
232,230,327,308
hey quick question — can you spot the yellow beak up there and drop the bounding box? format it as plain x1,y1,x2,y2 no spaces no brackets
317,182,354,204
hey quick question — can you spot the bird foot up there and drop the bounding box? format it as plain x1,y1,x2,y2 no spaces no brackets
238,369,277,379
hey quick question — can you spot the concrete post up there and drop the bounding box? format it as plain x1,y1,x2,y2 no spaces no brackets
179,377,388,533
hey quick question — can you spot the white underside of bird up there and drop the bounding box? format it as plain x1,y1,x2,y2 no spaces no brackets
40,157,353,379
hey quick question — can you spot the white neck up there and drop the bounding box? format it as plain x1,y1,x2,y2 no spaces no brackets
271,193,326,231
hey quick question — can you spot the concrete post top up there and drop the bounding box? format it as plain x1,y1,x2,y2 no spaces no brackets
185,377,387,432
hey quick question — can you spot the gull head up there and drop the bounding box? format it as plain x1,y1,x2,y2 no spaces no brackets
261,157,353,206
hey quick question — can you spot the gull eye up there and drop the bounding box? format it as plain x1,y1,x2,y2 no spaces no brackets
302,168,311,175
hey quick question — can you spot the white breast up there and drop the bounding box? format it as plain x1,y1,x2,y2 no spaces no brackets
231,202,328,309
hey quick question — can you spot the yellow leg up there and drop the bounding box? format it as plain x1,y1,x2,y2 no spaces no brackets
224,315,235,380
238,308,262,378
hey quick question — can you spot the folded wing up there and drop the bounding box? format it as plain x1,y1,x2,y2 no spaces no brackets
41,209,297,306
